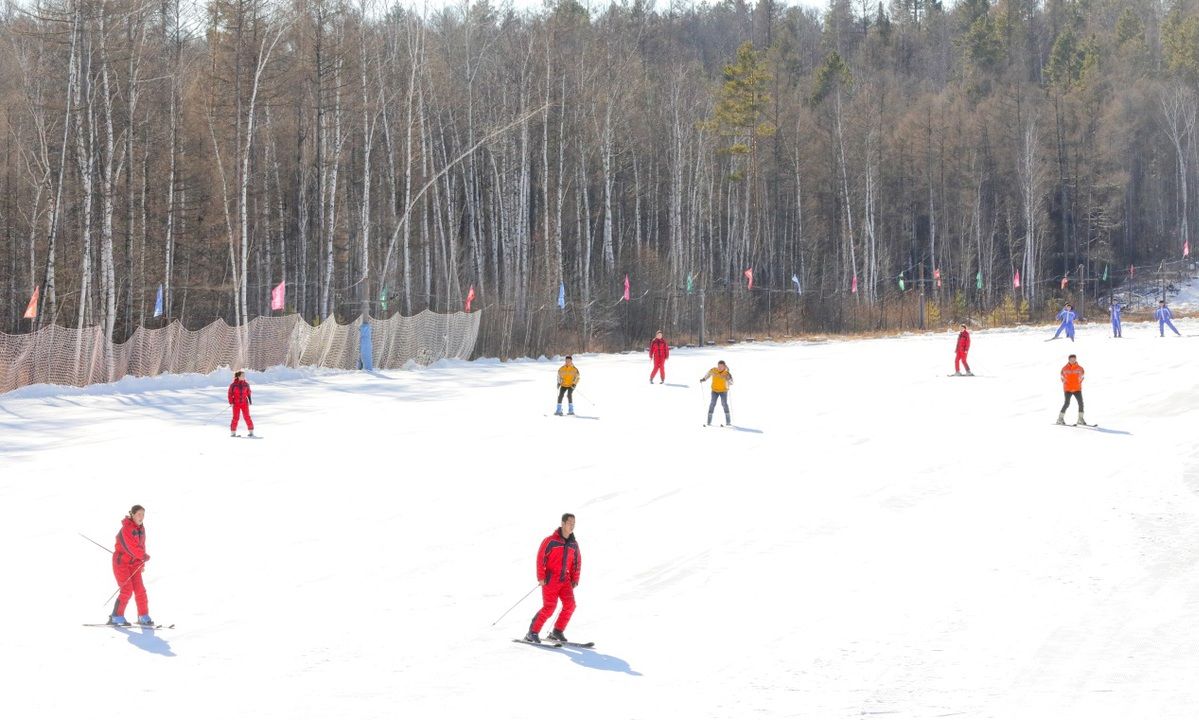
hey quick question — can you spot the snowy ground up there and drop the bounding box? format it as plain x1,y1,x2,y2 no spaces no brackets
2,319,1198,719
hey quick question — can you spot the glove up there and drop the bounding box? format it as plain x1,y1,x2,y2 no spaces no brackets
142,554,150,562
249,398,252,405
572,583,578,589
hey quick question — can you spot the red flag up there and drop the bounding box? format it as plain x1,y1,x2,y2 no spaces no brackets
1061,275,1069,290
465,285,476,312
270,281,286,311
623,274,630,301
1013,271,1021,288
744,268,753,290
851,275,858,294
933,268,941,288
23,286,39,319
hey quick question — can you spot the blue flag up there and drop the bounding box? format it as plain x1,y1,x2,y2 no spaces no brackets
153,284,163,318
557,283,566,309
791,273,801,294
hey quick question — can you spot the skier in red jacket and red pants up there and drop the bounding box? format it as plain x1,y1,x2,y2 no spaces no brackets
525,513,581,644
108,504,152,626
953,324,973,376
228,370,254,437
649,331,669,384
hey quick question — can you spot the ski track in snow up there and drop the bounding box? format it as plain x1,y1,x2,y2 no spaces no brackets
2,320,1198,719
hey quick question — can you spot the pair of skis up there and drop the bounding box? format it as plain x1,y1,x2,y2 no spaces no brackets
83,622,175,630
512,638,594,649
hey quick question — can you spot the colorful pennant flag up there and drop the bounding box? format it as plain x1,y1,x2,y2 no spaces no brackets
933,268,941,288
153,284,164,318
1102,265,1109,281
1060,275,1069,290
1014,270,1021,288
557,283,566,309
791,273,801,294
1185,240,1191,258
851,275,858,294
1129,264,1135,278
898,272,905,291
380,288,388,312
465,285,476,312
744,268,754,290
23,286,39,319
623,274,630,301
270,281,286,311
976,270,983,290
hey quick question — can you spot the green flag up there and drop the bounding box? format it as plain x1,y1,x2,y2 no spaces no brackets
379,288,388,312
1102,265,1109,281
898,272,905,291
686,274,693,294
976,270,983,290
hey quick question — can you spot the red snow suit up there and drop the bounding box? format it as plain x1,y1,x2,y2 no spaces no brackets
112,517,149,617
649,337,670,382
228,378,254,432
531,529,582,634
954,330,971,373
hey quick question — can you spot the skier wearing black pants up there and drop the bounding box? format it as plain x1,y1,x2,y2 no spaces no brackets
700,360,733,426
1057,354,1086,425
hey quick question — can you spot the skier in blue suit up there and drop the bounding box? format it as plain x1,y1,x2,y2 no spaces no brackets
1109,300,1122,338
1052,304,1077,341
1155,300,1181,337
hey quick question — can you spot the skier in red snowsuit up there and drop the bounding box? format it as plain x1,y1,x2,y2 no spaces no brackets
109,505,152,626
524,514,581,644
228,370,254,437
649,331,670,384
953,324,973,376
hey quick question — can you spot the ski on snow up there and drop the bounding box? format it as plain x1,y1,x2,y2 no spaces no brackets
1055,423,1099,429
512,638,595,649
83,622,175,629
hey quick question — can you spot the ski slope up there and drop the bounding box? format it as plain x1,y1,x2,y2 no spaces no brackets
2,320,1198,719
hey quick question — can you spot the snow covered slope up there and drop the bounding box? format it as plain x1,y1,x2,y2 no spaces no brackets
2,321,1198,719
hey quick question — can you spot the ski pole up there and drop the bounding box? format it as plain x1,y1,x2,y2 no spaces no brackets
575,389,599,407
80,533,112,554
490,584,540,626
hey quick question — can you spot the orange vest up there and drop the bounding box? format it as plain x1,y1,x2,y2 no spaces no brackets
1061,363,1084,392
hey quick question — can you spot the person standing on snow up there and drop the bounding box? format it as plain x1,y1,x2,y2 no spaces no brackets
953,324,973,376
555,356,579,416
1052,304,1077,342
228,370,255,437
700,360,734,426
524,513,581,644
1155,299,1181,337
1109,300,1123,338
109,505,152,626
1057,354,1087,426
649,331,670,384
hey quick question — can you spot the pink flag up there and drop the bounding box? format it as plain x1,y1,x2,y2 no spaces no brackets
623,274,630,301
1013,271,1021,288
933,268,942,288
851,275,858,294
270,281,286,311
744,268,753,290
1061,275,1069,290
23,286,39,319
465,285,476,312
1130,264,1135,278
1185,240,1191,258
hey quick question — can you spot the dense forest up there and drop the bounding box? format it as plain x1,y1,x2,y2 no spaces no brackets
1,0,1197,356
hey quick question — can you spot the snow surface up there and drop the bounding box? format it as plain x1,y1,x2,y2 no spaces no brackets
2,320,1199,719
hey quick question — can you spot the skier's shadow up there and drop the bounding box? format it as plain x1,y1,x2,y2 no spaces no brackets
557,646,641,675
116,626,176,657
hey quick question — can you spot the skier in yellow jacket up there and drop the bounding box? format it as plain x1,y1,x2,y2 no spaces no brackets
700,360,733,426
555,356,580,416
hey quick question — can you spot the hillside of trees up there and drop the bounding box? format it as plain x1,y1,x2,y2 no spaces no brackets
1,0,1197,356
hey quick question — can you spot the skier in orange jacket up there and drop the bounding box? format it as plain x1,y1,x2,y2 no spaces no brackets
1057,354,1086,426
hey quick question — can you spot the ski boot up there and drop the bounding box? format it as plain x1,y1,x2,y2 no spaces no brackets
724,413,732,427
108,615,130,626
567,404,575,416
247,431,255,438
554,404,563,416
137,615,154,626
230,431,237,437
547,629,568,643
1056,412,1067,426
523,630,541,644
965,371,974,376
1076,413,1087,426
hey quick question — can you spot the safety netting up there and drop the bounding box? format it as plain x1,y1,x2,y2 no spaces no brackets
0,311,480,394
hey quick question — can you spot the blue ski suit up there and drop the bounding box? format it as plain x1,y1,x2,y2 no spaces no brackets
1053,308,1077,341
